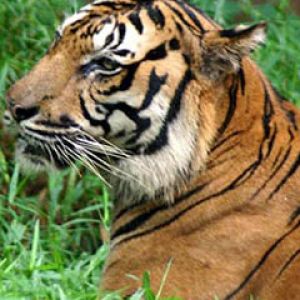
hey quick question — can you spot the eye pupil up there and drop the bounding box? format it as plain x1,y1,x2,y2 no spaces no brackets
81,56,120,75
101,58,118,70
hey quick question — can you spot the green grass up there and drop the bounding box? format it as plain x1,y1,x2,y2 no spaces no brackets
0,0,299,299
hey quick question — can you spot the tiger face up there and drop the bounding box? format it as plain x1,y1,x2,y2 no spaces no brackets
6,0,266,203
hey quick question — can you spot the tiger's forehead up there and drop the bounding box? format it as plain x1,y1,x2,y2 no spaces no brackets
59,0,134,32
58,0,178,62
60,0,146,33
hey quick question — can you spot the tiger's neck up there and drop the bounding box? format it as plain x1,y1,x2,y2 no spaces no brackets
111,58,294,217
110,58,299,246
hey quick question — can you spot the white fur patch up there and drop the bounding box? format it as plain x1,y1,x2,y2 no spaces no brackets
111,104,198,204
108,110,137,134
93,18,116,51
135,94,169,145
15,138,55,175
236,23,266,47
2,110,13,126
250,26,266,45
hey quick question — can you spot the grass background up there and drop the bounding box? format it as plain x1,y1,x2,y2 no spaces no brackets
0,0,299,299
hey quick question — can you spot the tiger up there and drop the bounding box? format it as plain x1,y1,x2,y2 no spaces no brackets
4,0,300,299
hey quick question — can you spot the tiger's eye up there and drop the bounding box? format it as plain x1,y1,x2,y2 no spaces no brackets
100,57,120,71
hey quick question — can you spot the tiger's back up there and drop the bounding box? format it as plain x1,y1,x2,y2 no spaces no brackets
5,0,300,299
105,56,300,300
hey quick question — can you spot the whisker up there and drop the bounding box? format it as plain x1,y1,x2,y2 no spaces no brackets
74,132,152,175
64,137,151,190
43,143,56,166
62,138,110,185
78,132,128,155
55,137,82,174
75,139,127,161
62,137,116,174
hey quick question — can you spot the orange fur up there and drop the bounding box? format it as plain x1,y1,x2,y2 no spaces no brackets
6,1,300,299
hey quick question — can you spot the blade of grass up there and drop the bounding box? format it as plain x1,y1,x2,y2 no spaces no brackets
29,219,40,271
8,163,20,204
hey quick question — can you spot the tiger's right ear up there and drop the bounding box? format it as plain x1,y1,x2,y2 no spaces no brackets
201,23,267,79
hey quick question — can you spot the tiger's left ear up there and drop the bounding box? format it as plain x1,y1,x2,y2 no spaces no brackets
201,22,267,79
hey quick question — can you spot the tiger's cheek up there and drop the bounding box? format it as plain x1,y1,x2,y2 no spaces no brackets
107,110,138,137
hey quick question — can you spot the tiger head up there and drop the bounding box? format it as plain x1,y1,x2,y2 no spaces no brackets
5,0,266,203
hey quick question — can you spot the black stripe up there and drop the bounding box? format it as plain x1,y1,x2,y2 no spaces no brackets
276,248,300,280
100,63,139,96
273,128,294,170
112,206,163,239
69,19,92,34
217,79,238,136
265,125,277,158
224,220,300,300
128,11,143,34
221,23,264,39
288,206,300,225
175,21,183,33
79,94,111,134
24,127,61,138
211,142,240,162
285,109,298,131
208,154,237,171
164,3,199,34
103,33,114,48
268,154,300,200
118,23,126,45
141,68,167,110
126,69,167,145
113,130,126,138
112,182,208,240
271,85,299,131
250,146,292,201
92,1,134,9
179,0,217,29
230,86,275,188
169,38,180,50
80,94,103,126
238,67,246,95
230,159,261,188
143,68,192,155
145,43,167,61
72,15,105,35
272,147,283,169
212,130,244,152
113,49,132,56
175,0,205,32
262,85,274,141
147,5,165,28
109,22,126,50
35,120,77,129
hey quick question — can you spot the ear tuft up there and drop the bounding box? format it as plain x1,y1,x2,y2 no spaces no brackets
220,22,267,51
201,22,267,79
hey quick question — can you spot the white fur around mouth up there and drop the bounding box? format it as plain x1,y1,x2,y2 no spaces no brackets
15,137,58,174
2,110,13,126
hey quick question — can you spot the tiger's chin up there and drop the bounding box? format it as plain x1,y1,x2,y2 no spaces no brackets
15,137,68,174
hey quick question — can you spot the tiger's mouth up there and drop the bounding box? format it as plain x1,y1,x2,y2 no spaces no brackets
15,126,128,177
16,134,70,170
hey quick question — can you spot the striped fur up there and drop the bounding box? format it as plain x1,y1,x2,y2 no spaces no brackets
5,0,300,299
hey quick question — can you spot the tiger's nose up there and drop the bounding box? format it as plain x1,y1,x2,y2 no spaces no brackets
14,105,39,122
7,97,39,122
